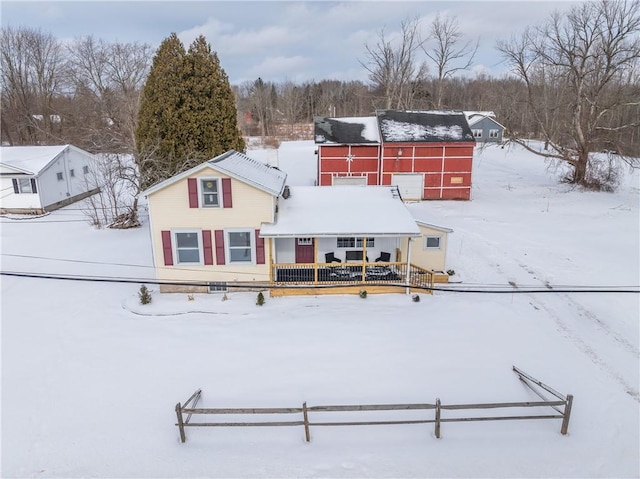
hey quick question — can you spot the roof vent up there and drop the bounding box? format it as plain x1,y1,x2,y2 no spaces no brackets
282,185,291,199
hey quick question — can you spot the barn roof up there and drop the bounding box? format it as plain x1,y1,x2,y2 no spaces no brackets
142,150,287,198
314,116,380,144
377,110,475,143
260,185,420,238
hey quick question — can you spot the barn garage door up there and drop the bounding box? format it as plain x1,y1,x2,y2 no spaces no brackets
332,176,367,186
392,174,423,200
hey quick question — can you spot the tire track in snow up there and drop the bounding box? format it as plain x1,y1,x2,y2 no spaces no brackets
514,261,640,402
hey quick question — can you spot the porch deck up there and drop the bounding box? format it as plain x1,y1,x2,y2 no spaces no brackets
270,262,434,292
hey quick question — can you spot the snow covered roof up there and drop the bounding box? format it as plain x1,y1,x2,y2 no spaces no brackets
209,150,287,196
314,116,380,144
377,110,475,143
0,145,83,175
464,111,505,129
260,186,420,237
142,150,287,198
415,220,453,233
464,111,496,121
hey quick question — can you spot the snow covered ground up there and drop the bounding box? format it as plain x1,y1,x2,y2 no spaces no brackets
1,142,638,478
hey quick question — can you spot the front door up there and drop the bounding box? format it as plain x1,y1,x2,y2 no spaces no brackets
295,238,314,263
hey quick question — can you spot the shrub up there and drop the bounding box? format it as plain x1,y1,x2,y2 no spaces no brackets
359,290,367,299
412,294,420,302
138,285,152,305
256,291,265,306
446,269,456,276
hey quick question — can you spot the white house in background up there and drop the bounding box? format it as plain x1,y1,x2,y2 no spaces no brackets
464,111,506,143
0,145,100,214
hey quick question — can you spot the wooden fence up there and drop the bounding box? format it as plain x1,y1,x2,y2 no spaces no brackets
175,366,573,444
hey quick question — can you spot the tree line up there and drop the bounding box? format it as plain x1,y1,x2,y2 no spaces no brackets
1,0,638,200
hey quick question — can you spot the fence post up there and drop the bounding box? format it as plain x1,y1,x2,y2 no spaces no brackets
302,402,311,442
435,398,441,439
175,402,186,443
560,394,573,435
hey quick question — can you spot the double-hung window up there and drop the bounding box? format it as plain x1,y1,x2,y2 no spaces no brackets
174,231,201,264
17,179,33,193
227,230,253,263
489,129,499,138
201,179,220,207
424,236,442,250
473,129,483,138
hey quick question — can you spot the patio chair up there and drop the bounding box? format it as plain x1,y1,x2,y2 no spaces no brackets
375,251,391,262
325,252,341,263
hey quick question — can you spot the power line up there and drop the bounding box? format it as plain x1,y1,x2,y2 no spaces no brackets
1,270,638,293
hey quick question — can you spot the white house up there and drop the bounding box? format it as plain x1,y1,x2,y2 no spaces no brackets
0,145,100,214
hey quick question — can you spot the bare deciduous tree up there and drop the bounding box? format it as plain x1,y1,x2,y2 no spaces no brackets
423,14,478,109
361,17,428,110
0,26,65,145
497,0,640,190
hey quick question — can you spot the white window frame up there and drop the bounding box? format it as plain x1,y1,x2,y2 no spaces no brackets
424,236,442,250
297,238,313,245
17,178,33,194
472,129,483,138
489,129,499,138
56,172,64,181
337,237,374,248
225,228,255,265
200,177,221,208
173,230,202,265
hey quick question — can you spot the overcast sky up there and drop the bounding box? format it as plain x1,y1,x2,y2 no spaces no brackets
1,1,581,85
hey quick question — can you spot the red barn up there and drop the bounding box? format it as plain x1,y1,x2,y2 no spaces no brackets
315,110,476,200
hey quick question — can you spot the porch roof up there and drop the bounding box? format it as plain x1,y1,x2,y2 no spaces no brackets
260,186,421,238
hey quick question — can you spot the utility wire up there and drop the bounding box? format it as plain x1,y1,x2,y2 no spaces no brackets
1,270,638,293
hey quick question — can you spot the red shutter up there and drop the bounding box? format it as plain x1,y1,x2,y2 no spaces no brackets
214,230,225,265
222,178,232,208
161,231,173,266
202,230,213,265
255,229,265,264
188,178,198,208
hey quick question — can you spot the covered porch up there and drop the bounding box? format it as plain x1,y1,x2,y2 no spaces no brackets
260,186,434,295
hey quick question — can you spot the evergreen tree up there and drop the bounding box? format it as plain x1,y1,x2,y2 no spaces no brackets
136,33,244,189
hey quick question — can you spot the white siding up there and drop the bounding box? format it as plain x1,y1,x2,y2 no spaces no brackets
391,174,423,200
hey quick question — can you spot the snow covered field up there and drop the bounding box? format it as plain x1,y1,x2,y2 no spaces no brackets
1,142,638,478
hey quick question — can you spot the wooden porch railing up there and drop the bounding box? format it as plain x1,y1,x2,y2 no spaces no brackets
270,262,434,290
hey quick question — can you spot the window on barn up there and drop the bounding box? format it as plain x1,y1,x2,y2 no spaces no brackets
473,129,483,138
227,230,253,263
424,236,442,250
70,169,75,177
174,231,201,264
56,172,64,181
83,166,90,175
489,129,499,138
200,179,220,207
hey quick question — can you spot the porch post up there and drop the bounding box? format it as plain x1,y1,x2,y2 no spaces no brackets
405,237,413,294
362,237,368,281
269,238,274,283
314,238,319,284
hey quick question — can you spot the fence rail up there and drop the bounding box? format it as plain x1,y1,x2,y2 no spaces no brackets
175,366,573,444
